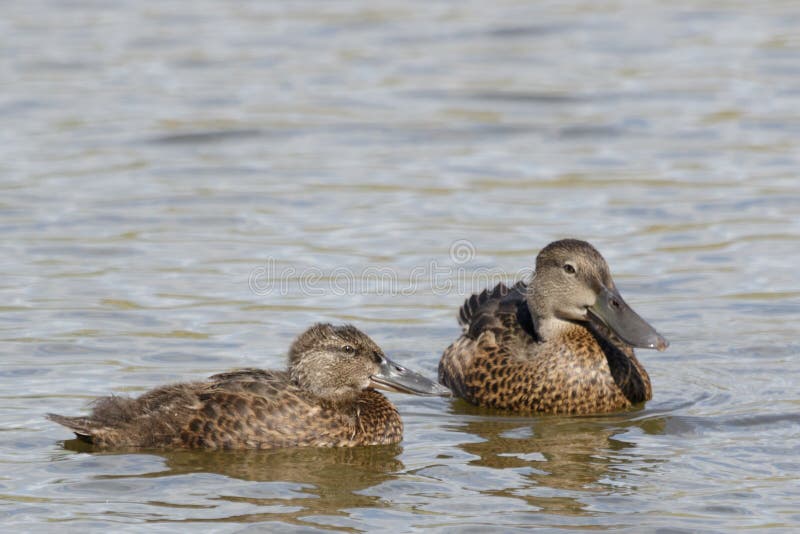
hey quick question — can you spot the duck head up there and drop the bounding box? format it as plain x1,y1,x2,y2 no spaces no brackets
289,323,450,403
527,239,668,351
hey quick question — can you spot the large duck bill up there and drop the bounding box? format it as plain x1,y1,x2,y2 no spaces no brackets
587,285,669,351
369,357,451,397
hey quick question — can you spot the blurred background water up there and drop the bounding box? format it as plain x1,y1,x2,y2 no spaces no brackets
2,0,799,531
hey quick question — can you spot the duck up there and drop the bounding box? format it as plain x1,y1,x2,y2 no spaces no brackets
48,323,450,449
438,239,668,415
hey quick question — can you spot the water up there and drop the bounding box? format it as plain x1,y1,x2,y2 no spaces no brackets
2,0,799,531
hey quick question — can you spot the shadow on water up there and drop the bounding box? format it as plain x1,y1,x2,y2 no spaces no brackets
60,439,404,530
444,400,667,516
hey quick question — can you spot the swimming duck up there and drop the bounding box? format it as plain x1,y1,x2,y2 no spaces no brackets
49,323,450,449
439,239,668,415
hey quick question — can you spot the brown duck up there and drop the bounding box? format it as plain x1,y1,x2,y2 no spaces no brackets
48,323,450,449
439,239,668,415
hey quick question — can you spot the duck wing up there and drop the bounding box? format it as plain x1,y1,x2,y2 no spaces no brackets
440,281,537,399
206,368,294,397
457,280,533,340
207,368,276,382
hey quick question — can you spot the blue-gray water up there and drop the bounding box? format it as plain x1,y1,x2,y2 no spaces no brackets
2,1,799,532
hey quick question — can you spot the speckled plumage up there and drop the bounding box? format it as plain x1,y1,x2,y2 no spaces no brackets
48,324,436,449
439,240,664,415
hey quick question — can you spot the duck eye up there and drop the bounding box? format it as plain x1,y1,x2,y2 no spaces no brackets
342,345,355,354
563,263,576,275
372,351,383,364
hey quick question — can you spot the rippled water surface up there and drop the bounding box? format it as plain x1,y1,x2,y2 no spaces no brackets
2,1,800,531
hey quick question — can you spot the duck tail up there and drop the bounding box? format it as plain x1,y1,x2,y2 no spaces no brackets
46,413,98,443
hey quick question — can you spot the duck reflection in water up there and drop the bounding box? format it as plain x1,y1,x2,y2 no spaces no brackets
445,402,667,516
62,438,405,528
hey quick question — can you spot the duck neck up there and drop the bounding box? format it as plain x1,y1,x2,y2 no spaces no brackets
527,278,585,342
531,312,580,342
